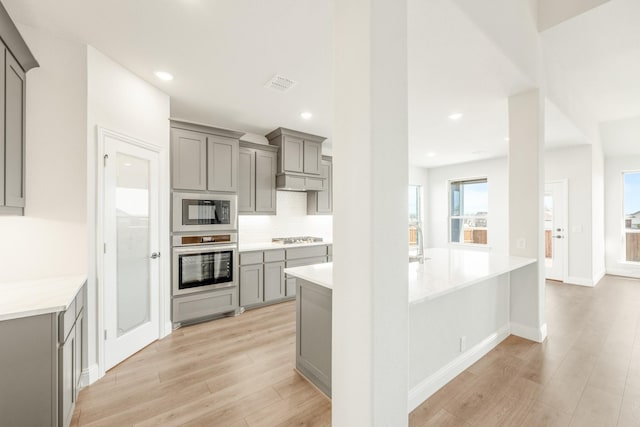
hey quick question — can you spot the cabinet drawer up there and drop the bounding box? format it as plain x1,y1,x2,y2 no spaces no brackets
59,298,76,344
286,256,327,268
172,289,237,323
264,249,285,262
286,245,327,260
240,251,263,265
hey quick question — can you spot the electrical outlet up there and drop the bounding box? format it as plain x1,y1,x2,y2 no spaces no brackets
460,336,467,353
516,238,526,249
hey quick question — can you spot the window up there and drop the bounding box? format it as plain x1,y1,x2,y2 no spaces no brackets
624,171,640,262
450,178,488,245
408,185,421,246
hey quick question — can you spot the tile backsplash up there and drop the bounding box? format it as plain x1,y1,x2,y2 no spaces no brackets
238,191,333,244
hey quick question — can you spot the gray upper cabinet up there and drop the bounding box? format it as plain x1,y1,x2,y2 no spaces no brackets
303,141,321,175
265,128,327,191
0,7,38,216
238,147,255,212
308,156,332,215
171,128,207,191
170,120,244,193
207,135,238,192
238,141,277,215
283,135,304,173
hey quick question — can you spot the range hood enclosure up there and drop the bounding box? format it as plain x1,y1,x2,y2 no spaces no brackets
266,127,327,191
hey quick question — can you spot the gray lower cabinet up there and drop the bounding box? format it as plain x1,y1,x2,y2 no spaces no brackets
172,288,238,324
239,263,263,306
296,278,332,397
264,261,285,301
0,283,85,427
307,156,332,215
170,120,244,192
238,141,277,215
240,246,330,308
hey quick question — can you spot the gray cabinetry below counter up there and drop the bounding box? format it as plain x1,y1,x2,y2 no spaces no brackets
170,119,243,193
238,141,277,215
239,245,330,307
0,281,85,427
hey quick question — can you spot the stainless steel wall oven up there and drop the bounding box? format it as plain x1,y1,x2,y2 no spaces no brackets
172,233,237,296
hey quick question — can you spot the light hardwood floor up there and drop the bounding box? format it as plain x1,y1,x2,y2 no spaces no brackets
74,275,640,426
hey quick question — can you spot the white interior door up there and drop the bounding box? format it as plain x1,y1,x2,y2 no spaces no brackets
544,181,567,281
103,135,160,370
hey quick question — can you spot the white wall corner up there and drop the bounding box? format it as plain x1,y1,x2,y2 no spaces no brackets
592,270,605,286
408,324,510,413
565,276,595,287
510,321,547,343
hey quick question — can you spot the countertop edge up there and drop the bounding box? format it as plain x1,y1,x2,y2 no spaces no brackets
0,275,87,322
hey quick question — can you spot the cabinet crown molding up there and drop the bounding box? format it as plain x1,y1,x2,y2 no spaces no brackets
170,118,245,139
265,127,326,143
0,2,38,72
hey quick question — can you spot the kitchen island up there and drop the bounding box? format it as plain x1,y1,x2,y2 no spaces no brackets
284,248,536,409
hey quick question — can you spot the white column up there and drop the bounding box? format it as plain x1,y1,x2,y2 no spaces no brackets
332,0,409,425
508,89,547,342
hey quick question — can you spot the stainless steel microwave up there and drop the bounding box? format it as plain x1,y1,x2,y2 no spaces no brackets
172,192,237,232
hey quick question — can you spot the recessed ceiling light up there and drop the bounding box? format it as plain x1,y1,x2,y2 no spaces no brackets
427,152,436,158
123,162,132,167
300,111,312,120
155,71,174,81
448,112,463,121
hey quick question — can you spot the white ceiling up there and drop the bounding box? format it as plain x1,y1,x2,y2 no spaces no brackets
4,0,637,167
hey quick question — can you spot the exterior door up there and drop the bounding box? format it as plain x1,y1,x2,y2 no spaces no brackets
103,134,160,370
544,181,567,281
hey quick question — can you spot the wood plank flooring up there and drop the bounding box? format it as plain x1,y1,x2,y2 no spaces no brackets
74,275,640,426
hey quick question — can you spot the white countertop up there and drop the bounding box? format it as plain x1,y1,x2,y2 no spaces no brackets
0,275,87,321
284,263,333,289
239,240,332,252
283,248,536,304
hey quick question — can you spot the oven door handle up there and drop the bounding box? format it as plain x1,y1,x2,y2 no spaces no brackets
173,244,238,255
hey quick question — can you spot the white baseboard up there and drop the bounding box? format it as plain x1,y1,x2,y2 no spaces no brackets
606,268,640,279
86,363,102,385
163,320,173,338
565,276,595,287
408,324,510,413
510,321,547,343
592,270,606,286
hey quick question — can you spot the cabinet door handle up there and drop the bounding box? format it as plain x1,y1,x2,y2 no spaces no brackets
150,252,161,259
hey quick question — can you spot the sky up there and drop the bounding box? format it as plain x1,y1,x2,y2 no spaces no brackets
624,172,640,215
461,182,488,215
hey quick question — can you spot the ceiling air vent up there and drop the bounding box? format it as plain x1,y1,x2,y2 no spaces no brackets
265,74,297,92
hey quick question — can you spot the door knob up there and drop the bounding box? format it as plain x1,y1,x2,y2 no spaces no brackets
552,235,563,239
150,252,161,259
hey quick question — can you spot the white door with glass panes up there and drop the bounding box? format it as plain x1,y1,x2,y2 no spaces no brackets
103,132,161,370
544,181,567,281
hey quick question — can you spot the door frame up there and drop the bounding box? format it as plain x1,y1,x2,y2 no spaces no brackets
96,127,170,377
545,179,569,283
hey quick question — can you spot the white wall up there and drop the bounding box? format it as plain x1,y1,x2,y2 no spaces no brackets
605,155,640,277
426,157,509,253
545,146,594,284
0,25,87,282
238,191,333,244
86,46,171,381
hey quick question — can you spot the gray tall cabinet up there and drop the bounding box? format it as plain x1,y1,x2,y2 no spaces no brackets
0,1,39,215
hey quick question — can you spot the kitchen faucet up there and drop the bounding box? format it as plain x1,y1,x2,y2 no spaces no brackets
410,222,424,264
